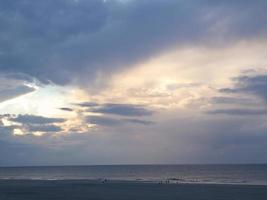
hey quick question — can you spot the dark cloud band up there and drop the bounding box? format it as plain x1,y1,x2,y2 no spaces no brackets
1,0,266,85
10,114,65,124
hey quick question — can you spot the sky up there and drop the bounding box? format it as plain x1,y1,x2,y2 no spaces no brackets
0,0,267,166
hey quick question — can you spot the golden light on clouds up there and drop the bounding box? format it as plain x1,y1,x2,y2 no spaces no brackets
97,39,267,110
1,39,266,139
13,128,25,136
32,132,45,137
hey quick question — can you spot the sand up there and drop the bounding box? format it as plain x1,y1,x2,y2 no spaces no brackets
0,180,266,200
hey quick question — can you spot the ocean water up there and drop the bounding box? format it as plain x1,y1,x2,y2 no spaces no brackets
0,164,267,185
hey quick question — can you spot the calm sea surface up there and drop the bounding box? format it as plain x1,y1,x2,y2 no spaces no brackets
0,165,266,185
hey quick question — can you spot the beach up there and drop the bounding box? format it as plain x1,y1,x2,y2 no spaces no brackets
0,180,266,200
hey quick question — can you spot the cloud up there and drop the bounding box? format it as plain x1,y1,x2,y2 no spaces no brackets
0,125,13,137
60,102,155,129
0,114,65,136
10,114,65,124
206,72,267,116
87,115,153,127
207,108,267,116
0,75,36,103
1,107,267,165
210,96,257,105
85,103,154,116
221,74,267,101
27,124,62,132
0,85,35,103
0,0,266,85
76,101,154,116
59,107,74,112
1,1,267,166
87,116,121,126
76,102,99,107
124,118,153,125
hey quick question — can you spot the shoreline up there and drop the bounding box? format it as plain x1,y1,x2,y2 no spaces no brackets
0,179,267,200
0,178,266,187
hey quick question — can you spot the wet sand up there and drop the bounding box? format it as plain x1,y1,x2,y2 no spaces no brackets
0,180,266,200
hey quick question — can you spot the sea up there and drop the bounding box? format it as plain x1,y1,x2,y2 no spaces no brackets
0,164,267,185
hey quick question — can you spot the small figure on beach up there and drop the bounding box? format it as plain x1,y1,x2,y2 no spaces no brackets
102,179,108,184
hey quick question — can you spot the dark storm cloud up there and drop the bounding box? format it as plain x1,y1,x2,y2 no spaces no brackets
1,0,267,85
10,114,65,124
